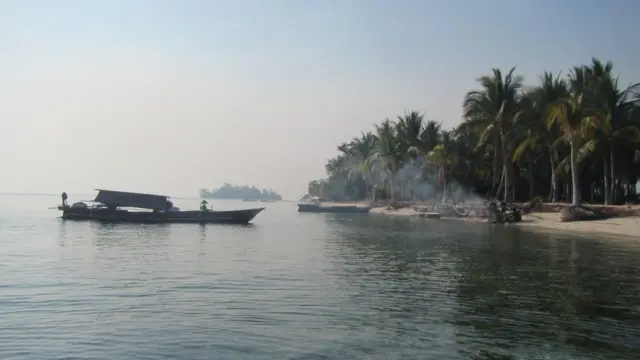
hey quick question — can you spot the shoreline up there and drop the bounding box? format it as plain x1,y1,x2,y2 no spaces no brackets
369,206,640,239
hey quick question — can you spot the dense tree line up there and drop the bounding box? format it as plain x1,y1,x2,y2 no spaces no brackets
308,59,640,205
200,183,282,200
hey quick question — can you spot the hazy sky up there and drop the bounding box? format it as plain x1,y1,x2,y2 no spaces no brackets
1,0,638,199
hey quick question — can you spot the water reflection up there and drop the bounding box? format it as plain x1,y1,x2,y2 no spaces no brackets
325,215,640,359
90,222,171,244
198,224,206,260
57,219,68,247
454,230,640,357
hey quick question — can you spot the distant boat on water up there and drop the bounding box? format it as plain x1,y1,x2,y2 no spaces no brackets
55,189,264,225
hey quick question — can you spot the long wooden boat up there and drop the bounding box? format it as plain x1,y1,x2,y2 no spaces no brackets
56,189,265,225
297,202,371,214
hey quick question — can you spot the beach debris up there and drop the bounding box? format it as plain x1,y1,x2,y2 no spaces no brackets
560,205,611,222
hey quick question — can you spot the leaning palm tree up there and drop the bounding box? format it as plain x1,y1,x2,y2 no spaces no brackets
463,67,524,201
547,92,598,206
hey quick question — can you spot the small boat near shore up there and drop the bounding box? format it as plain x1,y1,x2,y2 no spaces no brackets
297,203,371,214
297,196,371,214
56,189,265,225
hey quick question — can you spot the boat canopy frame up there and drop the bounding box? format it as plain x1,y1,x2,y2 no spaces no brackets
93,189,171,210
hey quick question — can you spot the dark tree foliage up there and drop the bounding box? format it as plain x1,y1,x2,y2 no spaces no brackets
200,183,282,200
309,59,640,205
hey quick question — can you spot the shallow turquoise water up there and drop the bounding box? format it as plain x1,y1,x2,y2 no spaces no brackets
1,194,639,359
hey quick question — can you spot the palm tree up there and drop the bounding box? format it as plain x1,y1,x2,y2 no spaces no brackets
427,143,454,203
513,72,568,202
419,120,443,154
395,110,424,157
347,132,377,200
512,92,541,201
373,119,400,200
400,119,443,200
580,59,640,204
547,90,598,206
395,111,425,199
463,67,524,202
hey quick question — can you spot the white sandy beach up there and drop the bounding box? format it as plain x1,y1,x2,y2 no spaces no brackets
369,206,640,238
515,212,640,237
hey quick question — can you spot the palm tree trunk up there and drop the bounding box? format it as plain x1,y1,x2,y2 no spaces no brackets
552,148,560,202
569,138,581,206
603,154,610,205
510,164,517,202
610,147,616,204
548,150,558,202
364,179,369,201
389,172,394,201
441,167,447,203
500,132,510,202
490,139,499,197
413,176,417,200
385,177,390,200
495,168,505,201
528,160,535,201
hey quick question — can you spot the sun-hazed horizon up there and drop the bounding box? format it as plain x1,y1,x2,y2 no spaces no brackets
1,0,639,199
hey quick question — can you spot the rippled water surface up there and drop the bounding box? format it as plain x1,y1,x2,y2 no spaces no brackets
1,194,640,359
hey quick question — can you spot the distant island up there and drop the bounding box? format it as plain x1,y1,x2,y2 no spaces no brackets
200,184,283,201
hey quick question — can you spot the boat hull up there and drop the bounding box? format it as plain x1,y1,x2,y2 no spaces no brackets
60,207,265,225
297,204,371,214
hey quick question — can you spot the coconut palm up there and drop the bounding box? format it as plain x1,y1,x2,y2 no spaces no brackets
373,119,401,200
580,59,640,204
395,111,424,157
347,132,377,200
427,143,454,202
547,90,599,205
513,72,568,202
462,67,524,202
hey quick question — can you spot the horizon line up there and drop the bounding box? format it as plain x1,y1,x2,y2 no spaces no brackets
0,192,294,201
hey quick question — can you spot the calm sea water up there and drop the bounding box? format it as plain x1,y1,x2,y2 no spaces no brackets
1,194,639,360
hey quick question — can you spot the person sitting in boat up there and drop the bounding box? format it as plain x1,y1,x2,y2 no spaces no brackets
200,200,209,212
61,192,68,207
